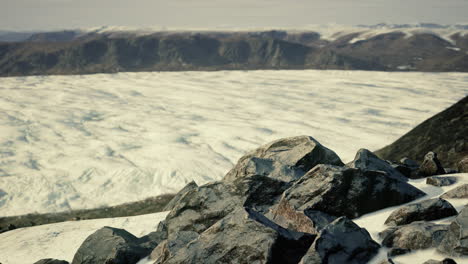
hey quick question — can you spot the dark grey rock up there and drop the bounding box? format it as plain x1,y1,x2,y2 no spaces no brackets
156,207,316,264
423,259,458,264
150,231,199,264
438,205,468,256
384,198,458,226
33,259,69,264
224,135,344,182
458,157,468,173
380,222,448,250
71,226,150,264
234,175,291,213
164,181,242,239
419,152,446,177
441,184,468,199
138,221,168,251
347,148,408,181
400,157,420,169
164,175,289,240
163,181,198,211
427,176,457,187
391,163,413,178
277,165,425,219
299,217,380,264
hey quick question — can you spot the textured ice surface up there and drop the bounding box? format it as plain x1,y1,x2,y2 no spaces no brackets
0,70,467,216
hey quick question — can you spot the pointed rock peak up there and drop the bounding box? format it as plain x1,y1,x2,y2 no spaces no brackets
347,148,408,182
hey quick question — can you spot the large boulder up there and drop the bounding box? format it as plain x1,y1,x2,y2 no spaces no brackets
71,227,150,264
275,165,425,219
155,207,316,264
346,148,407,181
384,198,458,226
438,205,468,256
427,176,457,187
164,175,289,240
224,136,344,182
33,259,69,264
380,222,448,251
299,217,380,264
375,96,468,169
164,181,242,239
441,184,468,199
419,152,446,177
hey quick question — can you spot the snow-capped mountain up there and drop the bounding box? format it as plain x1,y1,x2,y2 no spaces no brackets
1,24,468,76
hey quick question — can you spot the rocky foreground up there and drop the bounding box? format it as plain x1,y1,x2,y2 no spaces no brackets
33,133,468,264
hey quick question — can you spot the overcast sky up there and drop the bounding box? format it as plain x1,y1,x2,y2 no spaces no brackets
2,0,468,31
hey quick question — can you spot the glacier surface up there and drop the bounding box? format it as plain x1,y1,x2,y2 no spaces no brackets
0,70,467,217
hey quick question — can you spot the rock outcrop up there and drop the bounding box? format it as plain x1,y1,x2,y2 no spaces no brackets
299,217,380,264
274,165,425,219
224,136,344,182
458,157,468,173
380,222,449,251
427,176,457,187
441,184,468,199
376,96,468,169
419,152,446,177
438,205,468,256
346,148,407,181
384,198,458,226
71,227,150,264
153,207,316,264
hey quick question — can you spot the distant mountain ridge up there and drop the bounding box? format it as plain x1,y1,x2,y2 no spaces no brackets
1,24,468,76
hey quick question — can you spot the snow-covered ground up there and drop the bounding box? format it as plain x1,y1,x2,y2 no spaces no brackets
0,70,467,217
0,211,168,264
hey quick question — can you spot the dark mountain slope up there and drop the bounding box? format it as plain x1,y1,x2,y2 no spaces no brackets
375,96,468,168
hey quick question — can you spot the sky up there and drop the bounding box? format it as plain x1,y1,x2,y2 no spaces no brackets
2,0,468,31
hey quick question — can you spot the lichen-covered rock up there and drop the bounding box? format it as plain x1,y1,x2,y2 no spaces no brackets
158,207,316,264
384,198,457,226
441,184,468,199
276,165,425,219
347,148,408,181
150,231,199,264
270,198,336,234
427,176,457,187
438,205,468,256
458,157,468,173
33,259,69,264
419,151,446,177
299,217,380,264
71,227,150,264
224,135,344,182
380,222,448,251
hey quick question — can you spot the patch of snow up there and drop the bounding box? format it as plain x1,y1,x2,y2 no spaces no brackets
357,173,468,264
0,70,467,217
0,211,168,264
446,46,461,51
